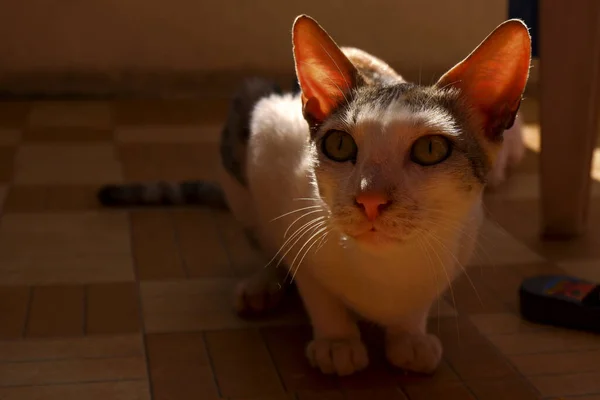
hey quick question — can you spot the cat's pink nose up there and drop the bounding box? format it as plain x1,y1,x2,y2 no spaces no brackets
355,192,391,221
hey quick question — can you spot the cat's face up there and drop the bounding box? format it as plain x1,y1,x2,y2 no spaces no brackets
310,85,487,247
292,15,531,249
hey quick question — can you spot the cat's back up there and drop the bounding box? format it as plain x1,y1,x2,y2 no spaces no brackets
246,92,314,200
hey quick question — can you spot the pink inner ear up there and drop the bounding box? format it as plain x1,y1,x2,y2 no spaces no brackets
292,15,357,122
436,20,531,119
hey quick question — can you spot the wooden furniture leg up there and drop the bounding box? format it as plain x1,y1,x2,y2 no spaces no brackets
539,0,600,239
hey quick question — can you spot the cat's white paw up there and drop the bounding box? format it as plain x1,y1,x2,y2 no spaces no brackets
306,337,369,376
233,275,285,317
385,332,442,374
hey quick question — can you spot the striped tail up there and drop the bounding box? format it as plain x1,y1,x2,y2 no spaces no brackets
97,180,228,209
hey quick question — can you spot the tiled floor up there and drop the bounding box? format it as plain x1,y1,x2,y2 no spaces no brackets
0,96,599,400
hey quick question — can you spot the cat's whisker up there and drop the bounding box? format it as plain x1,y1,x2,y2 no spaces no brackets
284,209,324,239
293,197,322,202
421,234,460,342
291,226,329,282
415,232,441,335
277,220,326,271
427,231,484,308
264,217,325,269
270,205,323,222
283,222,327,282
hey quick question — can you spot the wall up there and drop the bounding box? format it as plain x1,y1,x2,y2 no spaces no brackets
0,0,510,97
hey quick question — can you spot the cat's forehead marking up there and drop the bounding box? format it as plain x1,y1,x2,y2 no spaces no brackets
343,83,460,136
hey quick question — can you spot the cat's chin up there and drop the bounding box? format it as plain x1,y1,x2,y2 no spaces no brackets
349,229,400,250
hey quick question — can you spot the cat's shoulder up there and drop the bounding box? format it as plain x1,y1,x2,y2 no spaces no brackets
251,93,307,138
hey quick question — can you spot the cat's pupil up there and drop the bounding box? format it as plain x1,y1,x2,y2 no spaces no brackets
428,141,433,154
338,137,343,150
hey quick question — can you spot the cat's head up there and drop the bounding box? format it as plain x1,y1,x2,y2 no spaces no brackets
292,15,531,249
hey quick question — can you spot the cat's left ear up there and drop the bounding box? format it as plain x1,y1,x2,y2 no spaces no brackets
436,19,531,138
292,15,359,125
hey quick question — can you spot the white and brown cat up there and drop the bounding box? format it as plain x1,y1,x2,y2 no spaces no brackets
98,15,531,376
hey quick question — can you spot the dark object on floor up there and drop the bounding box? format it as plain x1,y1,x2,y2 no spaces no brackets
519,275,600,333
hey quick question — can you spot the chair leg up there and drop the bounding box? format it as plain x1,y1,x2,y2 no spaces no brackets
539,0,600,239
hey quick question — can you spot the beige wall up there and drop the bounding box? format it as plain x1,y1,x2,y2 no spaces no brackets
0,0,510,95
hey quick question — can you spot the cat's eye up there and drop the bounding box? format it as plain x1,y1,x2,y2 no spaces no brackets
321,130,358,162
410,135,452,166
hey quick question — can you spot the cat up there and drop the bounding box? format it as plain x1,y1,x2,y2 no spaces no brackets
98,15,531,376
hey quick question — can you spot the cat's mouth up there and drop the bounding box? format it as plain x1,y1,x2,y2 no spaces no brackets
351,226,398,246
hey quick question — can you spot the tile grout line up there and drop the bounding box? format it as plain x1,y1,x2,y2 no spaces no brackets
200,330,224,399
119,117,156,400
20,286,33,338
258,327,290,394
208,209,237,278
169,209,190,279
464,315,544,398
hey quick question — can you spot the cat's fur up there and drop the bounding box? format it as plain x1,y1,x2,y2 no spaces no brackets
98,16,531,376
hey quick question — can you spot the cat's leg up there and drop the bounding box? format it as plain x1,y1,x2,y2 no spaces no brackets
384,306,442,374
295,271,368,376
234,228,290,316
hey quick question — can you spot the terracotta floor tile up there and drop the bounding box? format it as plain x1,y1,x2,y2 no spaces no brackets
0,356,146,387
173,209,232,278
213,211,266,277
469,313,548,336
0,102,30,128
205,328,284,397
116,124,220,143
488,330,600,356
529,372,600,398
131,211,186,280
0,335,143,362
113,99,228,125
119,142,220,181
473,262,566,311
0,185,7,211
140,279,306,333
0,286,30,339
14,144,122,184
22,127,113,142
344,388,408,400
436,317,518,380
0,146,16,182
26,285,85,338
4,185,102,212
0,381,150,400
0,212,134,284
466,378,541,400
444,272,510,314
146,332,220,400
296,390,346,400
0,128,21,145
402,381,475,400
558,259,600,283
510,349,600,376
487,198,600,262
261,325,338,392
85,282,140,335
229,396,296,400
392,360,461,387
469,218,545,267
28,101,112,129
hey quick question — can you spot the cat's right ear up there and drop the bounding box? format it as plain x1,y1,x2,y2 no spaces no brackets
435,19,531,138
292,15,359,124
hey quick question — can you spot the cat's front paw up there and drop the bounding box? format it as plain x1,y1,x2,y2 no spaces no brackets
385,332,442,374
306,337,369,376
233,275,285,317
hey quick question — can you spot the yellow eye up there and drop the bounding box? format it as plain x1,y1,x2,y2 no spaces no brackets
321,130,358,162
410,135,452,166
